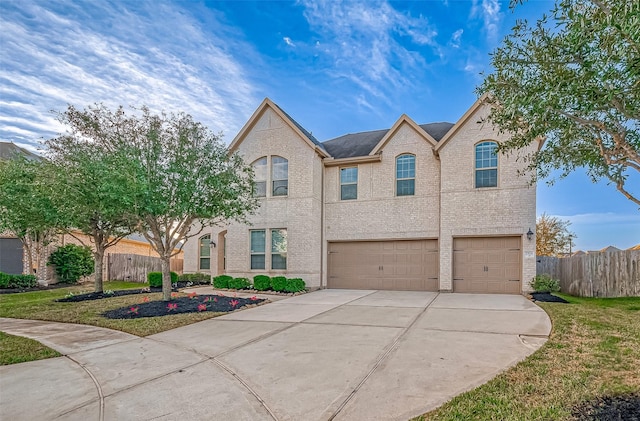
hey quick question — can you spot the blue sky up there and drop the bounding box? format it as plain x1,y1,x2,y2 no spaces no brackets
0,0,637,250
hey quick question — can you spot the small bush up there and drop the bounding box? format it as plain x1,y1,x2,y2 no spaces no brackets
148,271,178,288
213,275,233,289
0,272,38,289
229,277,250,290
285,278,306,293
253,275,271,291
47,244,94,283
530,274,561,293
271,276,287,292
179,273,211,284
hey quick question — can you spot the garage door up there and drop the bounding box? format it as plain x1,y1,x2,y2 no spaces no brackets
0,238,24,275
327,240,438,290
453,237,521,294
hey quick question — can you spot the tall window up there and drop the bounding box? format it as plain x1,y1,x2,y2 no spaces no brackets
250,230,266,270
199,235,211,270
272,156,288,196
252,157,267,197
271,229,287,270
396,154,415,196
340,167,358,200
475,141,498,188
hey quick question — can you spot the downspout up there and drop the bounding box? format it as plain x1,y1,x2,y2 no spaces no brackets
433,147,443,292
320,155,325,289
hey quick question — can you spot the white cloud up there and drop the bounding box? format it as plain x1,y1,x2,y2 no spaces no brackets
470,0,502,42
0,0,260,148
300,0,440,100
283,37,295,47
449,29,464,48
549,212,640,225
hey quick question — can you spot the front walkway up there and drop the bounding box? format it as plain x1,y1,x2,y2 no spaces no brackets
0,290,551,421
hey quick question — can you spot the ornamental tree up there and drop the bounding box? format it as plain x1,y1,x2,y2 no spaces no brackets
536,213,576,256
479,0,639,207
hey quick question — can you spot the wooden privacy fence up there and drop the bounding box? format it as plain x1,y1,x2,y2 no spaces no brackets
537,250,640,297
107,253,184,283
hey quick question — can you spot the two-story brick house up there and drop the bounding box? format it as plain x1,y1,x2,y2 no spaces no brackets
184,96,539,294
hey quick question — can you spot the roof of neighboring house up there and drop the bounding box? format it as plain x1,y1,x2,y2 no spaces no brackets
0,142,41,161
600,245,620,253
628,244,640,251
321,122,454,159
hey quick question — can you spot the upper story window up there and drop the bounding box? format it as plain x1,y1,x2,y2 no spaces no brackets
252,157,267,197
396,154,415,196
475,141,498,188
272,156,288,196
199,235,211,270
340,167,358,200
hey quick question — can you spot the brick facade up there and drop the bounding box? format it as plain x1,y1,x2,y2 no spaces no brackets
184,98,537,293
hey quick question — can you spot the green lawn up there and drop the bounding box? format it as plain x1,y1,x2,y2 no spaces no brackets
415,294,640,420
0,331,61,365
0,281,223,337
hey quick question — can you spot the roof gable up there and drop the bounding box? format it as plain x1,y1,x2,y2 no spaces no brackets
434,93,490,153
369,114,439,155
228,98,329,157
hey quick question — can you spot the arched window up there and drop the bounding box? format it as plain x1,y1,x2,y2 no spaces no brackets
475,141,498,188
396,154,415,196
252,157,267,197
272,156,288,196
199,235,211,270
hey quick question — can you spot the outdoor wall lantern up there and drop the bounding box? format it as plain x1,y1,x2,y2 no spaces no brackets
210,241,217,248
526,228,534,241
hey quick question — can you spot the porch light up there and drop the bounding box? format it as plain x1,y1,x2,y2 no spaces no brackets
526,228,534,241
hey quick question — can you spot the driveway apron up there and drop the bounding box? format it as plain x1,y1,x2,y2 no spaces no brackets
0,290,550,421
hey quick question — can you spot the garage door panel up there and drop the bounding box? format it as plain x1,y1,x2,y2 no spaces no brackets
328,240,438,291
453,237,522,295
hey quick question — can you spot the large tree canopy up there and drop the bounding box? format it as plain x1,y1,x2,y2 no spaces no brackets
479,0,639,206
62,104,258,300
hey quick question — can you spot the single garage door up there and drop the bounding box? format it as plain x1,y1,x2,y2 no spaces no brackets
453,237,521,294
328,239,438,291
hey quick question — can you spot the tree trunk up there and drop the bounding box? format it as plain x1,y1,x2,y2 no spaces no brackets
161,255,172,301
94,246,105,293
22,238,34,276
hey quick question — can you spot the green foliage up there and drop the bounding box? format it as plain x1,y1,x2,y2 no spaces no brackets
530,274,561,293
271,276,287,292
213,275,233,289
479,0,640,207
0,272,38,289
47,244,94,283
253,275,271,291
148,271,178,288
228,277,250,290
285,278,306,293
178,273,211,284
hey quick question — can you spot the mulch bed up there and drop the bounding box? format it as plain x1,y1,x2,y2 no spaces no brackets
572,393,640,421
531,292,569,303
0,283,73,295
102,294,266,319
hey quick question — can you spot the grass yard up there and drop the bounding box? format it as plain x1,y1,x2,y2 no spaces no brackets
415,294,640,420
0,331,61,365
0,281,223,337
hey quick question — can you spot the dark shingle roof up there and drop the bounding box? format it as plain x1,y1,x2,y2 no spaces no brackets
0,142,41,161
322,122,454,159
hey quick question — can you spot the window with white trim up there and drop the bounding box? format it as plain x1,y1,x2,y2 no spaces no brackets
475,141,498,188
199,235,211,270
396,154,415,196
250,230,266,270
271,229,287,270
252,157,267,197
272,156,288,196
340,167,358,200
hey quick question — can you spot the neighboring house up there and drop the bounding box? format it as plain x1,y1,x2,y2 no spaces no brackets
183,96,539,294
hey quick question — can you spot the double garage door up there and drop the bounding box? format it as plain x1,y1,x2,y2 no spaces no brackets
327,236,522,294
453,237,522,294
327,240,438,291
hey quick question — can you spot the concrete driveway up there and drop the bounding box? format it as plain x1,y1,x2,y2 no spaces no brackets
0,290,551,421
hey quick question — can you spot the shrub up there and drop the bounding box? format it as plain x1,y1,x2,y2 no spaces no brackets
285,278,306,293
47,244,94,283
0,272,38,289
178,273,211,284
253,275,271,291
530,274,561,293
229,277,250,290
213,275,233,289
148,271,178,288
271,276,287,292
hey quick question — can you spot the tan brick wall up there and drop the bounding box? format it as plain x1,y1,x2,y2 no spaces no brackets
438,104,537,292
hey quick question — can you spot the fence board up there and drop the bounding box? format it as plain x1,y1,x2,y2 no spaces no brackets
536,250,640,297
107,253,184,283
